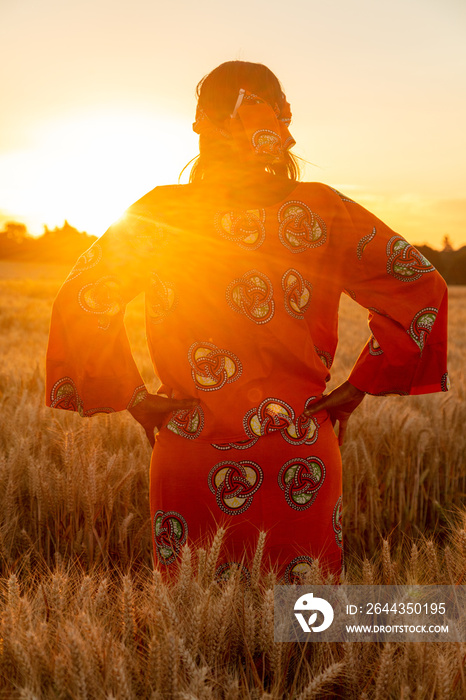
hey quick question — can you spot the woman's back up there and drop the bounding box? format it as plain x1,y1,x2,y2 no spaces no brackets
46,61,448,581
48,176,447,442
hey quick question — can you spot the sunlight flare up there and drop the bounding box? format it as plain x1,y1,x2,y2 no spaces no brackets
0,108,198,236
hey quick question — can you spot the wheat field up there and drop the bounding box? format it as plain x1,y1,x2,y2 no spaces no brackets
0,260,465,699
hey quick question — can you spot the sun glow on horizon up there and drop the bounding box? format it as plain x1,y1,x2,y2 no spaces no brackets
1,107,465,250
0,108,198,237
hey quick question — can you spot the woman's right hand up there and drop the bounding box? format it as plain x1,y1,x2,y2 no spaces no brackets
127,393,200,447
302,381,365,446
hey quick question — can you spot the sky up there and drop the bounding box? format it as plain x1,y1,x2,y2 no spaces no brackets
1,0,465,249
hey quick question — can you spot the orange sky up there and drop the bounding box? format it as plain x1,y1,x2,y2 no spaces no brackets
1,0,465,249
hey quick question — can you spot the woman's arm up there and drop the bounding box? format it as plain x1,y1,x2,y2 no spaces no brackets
302,186,449,444
327,187,449,398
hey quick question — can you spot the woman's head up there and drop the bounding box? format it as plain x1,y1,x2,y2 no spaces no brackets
196,61,286,126
189,61,299,182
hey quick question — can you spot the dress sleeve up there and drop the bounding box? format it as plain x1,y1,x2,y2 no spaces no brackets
45,208,156,415
327,187,449,396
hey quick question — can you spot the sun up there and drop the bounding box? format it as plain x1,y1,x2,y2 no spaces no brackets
4,108,198,237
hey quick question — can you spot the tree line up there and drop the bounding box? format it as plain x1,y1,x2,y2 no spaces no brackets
0,221,97,264
1,221,465,284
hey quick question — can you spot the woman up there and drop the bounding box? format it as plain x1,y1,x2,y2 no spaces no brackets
46,61,448,583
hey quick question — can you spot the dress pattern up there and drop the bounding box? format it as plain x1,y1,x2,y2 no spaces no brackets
278,456,326,510
167,405,205,439
333,496,343,548
408,308,438,351
357,227,376,260
282,268,312,318
386,236,435,281
46,181,449,580
284,556,314,584
64,243,102,283
208,460,264,515
368,335,383,356
243,397,319,447
278,201,326,252
50,377,116,416
226,270,275,323
215,209,266,250
147,273,177,324
153,510,188,565
189,341,242,391
78,276,123,330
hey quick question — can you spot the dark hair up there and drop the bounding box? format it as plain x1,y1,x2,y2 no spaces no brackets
187,61,300,183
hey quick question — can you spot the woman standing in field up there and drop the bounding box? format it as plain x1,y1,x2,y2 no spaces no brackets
46,61,448,582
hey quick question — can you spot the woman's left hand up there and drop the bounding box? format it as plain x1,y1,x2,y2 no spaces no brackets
128,393,200,447
303,381,365,446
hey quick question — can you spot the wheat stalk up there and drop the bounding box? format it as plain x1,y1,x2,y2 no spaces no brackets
382,539,392,584
205,527,225,585
251,531,266,587
296,660,345,700
374,643,394,700
425,539,440,583
435,653,451,700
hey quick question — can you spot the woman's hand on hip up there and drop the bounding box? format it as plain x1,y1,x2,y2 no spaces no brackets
127,393,199,448
303,381,365,446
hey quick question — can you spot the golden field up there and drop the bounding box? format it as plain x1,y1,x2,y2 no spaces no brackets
0,260,465,699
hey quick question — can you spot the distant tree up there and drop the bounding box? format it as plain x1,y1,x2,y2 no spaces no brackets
0,221,31,259
36,220,97,262
3,221,29,243
447,246,466,284
0,219,97,263
442,235,454,253
42,220,88,240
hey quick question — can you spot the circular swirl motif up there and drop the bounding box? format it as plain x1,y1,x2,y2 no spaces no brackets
189,341,242,391
78,275,123,330
65,244,102,283
127,386,148,409
244,398,318,447
49,377,114,416
153,510,188,565
147,273,177,324
278,456,326,510
282,268,312,319
50,377,83,414
167,405,204,440
278,201,327,252
211,437,256,450
208,460,263,515
333,496,343,548
408,307,438,351
215,209,266,250
284,555,314,584
226,270,274,324
251,129,283,163
356,227,376,260
368,335,383,356
314,346,333,370
386,236,435,281
215,562,251,585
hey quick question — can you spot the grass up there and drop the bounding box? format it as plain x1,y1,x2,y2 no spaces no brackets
0,263,465,698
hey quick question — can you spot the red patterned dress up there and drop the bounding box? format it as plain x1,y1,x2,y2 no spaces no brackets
46,182,448,582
